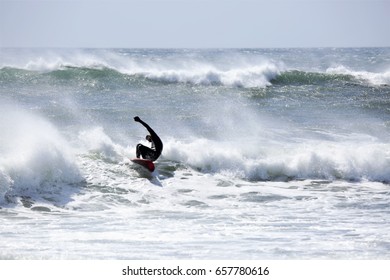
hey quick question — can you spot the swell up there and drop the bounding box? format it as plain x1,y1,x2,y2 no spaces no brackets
0,66,136,85
271,70,355,85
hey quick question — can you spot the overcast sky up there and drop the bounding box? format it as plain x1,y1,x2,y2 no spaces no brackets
1,0,389,48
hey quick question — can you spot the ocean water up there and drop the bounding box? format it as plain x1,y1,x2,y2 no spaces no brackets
0,48,389,259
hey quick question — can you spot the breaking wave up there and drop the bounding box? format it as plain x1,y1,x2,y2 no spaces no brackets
0,105,83,205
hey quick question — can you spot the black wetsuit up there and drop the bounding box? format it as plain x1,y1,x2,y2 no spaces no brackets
135,118,163,162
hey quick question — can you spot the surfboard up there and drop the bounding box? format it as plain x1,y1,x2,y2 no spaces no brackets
131,158,155,172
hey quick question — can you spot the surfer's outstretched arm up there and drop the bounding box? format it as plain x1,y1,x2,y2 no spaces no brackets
134,116,156,137
134,116,163,153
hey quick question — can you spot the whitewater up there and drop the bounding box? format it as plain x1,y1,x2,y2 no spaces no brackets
1,48,390,259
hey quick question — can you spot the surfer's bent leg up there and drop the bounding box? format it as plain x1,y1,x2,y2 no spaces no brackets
136,144,142,158
136,144,156,160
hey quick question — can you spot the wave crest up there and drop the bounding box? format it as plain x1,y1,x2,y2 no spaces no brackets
138,63,282,87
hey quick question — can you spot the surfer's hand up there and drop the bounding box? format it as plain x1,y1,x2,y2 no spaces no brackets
134,116,141,122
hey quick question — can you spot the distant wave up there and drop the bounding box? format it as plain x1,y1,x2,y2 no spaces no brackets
0,50,284,88
1,57,389,88
0,63,282,88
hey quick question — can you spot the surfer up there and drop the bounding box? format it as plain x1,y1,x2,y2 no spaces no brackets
134,116,163,162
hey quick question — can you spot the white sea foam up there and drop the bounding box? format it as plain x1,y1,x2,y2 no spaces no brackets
163,137,390,182
0,105,82,203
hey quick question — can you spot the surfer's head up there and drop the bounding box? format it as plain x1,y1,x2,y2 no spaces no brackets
146,135,152,142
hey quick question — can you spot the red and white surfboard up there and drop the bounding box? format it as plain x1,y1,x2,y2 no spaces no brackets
130,158,155,172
